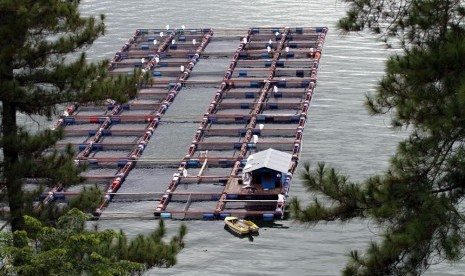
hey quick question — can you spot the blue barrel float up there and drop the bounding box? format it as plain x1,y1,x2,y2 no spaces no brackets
203,213,215,219
219,213,231,219
64,117,75,124
263,213,275,220
245,92,255,98
92,144,103,150
160,213,172,219
117,159,127,167
250,81,260,88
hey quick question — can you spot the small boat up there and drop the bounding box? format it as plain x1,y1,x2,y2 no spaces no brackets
224,216,259,236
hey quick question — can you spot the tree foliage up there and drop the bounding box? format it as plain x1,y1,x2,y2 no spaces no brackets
291,0,465,275
0,209,186,275
338,0,465,48
68,184,104,213
0,0,139,232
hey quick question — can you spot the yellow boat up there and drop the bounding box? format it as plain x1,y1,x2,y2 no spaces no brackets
224,216,259,236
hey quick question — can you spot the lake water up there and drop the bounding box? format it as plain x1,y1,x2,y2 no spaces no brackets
72,0,465,275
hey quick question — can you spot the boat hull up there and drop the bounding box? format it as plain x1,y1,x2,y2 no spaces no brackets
224,216,259,235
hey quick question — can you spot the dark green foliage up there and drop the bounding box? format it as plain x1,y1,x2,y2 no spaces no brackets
140,69,154,88
69,184,104,213
0,209,187,275
0,0,138,232
292,0,465,275
337,0,465,48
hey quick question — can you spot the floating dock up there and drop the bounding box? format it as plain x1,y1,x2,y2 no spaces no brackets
44,26,327,220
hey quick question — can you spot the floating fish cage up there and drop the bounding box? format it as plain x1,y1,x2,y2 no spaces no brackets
43,26,327,221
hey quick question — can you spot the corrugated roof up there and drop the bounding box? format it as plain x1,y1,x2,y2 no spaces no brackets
243,148,292,173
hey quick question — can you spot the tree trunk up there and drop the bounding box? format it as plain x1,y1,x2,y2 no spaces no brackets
2,102,24,233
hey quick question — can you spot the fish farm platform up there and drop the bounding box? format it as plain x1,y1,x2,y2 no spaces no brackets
43,26,327,220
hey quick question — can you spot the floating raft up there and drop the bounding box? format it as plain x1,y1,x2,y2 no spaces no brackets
44,26,327,220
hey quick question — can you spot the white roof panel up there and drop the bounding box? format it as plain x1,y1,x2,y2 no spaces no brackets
243,148,292,173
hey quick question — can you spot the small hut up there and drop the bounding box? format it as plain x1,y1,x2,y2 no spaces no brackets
242,148,292,190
